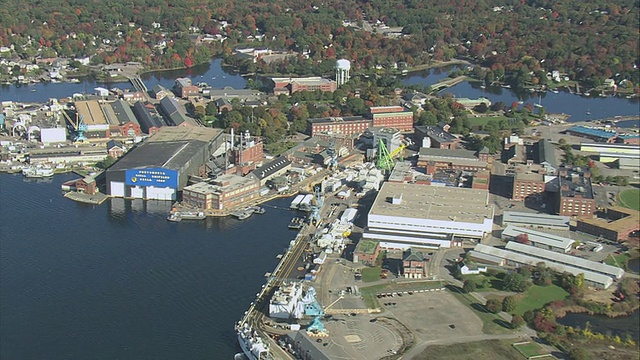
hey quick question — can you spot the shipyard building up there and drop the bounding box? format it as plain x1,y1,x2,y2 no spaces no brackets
363,182,494,249
105,127,224,200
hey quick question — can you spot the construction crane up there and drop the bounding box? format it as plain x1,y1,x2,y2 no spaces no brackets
309,185,324,226
62,109,88,143
375,138,405,172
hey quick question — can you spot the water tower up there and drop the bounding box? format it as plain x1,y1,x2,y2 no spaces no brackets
335,59,351,87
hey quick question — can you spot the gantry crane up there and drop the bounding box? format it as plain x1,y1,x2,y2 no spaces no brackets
61,109,88,143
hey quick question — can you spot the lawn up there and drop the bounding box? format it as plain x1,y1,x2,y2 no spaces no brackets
513,341,549,358
513,284,569,316
415,339,525,360
618,188,640,211
604,252,632,269
447,286,513,334
361,266,382,282
460,272,505,292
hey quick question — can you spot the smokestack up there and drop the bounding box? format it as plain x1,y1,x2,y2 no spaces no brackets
230,128,234,149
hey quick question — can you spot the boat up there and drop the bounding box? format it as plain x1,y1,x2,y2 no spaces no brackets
250,206,265,214
167,211,206,221
167,213,182,222
231,208,254,220
236,323,272,360
22,165,54,178
288,217,304,230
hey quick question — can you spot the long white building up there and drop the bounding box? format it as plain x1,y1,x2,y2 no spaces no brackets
364,183,494,249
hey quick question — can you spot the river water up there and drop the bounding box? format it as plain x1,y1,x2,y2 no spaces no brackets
2,60,639,126
557,310,639,340
0,173,295,360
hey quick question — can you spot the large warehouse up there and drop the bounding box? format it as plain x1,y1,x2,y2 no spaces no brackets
363,182,494,249
105,127,224,200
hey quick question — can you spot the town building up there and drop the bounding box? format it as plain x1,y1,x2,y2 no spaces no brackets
368,106,414,131
576,206,639,242
132,101,165,135
158,97,198,127
150,84,173,100
402,249,427,279
353,239,380,266
106,99,142,138
269,77,337,95
416,148,487,175
107,140,126,159
174,77,200,98
502,211,570,231
414,124,460,149
363,182,494,249
181,174,260,210
250,156,292,187
512,171,546,201
558,168,595,217
105,127,224,200
501,225,575,253
307,116,370,137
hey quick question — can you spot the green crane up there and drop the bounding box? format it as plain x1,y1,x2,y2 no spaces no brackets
376,138,395,171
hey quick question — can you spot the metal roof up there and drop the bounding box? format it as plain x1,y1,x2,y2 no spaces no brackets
505,241,624,279
473,244,614,288
502,225,574,250
502,212,570,229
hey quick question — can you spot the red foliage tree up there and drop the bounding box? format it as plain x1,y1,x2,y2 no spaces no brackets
515,233,530,245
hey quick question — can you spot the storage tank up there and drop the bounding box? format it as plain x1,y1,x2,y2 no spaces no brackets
335,59,351,86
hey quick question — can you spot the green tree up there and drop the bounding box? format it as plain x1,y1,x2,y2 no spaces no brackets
205,101,218,116
510,314,525,329
503,272,531,292
568,347,591,360
96,156,116,169
502,296,517,312
462,280,476,293
485,299,502,313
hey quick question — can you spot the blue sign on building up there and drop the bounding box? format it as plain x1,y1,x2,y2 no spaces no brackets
125,168,178,188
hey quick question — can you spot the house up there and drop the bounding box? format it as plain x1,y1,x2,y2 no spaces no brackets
402,249,427,279
107,140,126,158
215,98,233,113
458,262,487,275
151,84,173,100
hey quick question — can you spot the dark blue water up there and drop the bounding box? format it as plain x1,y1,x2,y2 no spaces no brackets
402,66,640,123
0,173,293,360
557,310,640,340
0,59,247,103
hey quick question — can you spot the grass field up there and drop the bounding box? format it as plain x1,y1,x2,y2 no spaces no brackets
415,339,525,360
460,272,505,292
513,284,569,315
618,188,640,211
361,266,382,282
604,252,632,269
513,341,549,358
447,286,513,334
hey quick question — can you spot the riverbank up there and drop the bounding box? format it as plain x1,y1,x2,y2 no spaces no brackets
406,59,472,73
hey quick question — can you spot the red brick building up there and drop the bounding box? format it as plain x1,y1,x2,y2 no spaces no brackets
512,172,546,201
182,174,260,210
369,106,414,131
270,77,337,95
307,116,371,137
354,240,380,266
558,168,595,217
576,206,639,242
402,249,427,279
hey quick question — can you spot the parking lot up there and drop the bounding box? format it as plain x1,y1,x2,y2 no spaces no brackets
379,290,483,342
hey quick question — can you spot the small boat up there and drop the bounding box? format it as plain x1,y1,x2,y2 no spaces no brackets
288,217,304,230
167,213,182,222
249,206,265,214
22,165,54,178
31,89,37,92
231,208,254,220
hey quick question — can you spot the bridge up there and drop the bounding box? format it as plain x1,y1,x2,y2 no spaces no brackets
429,75,469,92
126,75,150,100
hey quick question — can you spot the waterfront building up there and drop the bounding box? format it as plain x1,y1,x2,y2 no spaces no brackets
181,174,259,210
566,126,640,145
107,140,126,159
73,100,111,140
105,127,224,200
151,84,173,100
250,156,292,187
174,77,199,98
29,146,108,165
576,206,639,242
363,182,494,249
106,99,142,138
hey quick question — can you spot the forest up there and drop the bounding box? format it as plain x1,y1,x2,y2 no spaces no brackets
0,0,638,88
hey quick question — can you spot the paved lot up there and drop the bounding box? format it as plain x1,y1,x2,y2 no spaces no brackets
380,290,483,342
317,316,404,359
